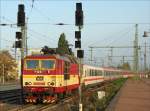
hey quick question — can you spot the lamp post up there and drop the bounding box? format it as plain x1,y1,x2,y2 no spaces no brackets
0,64,5,84
143,31,150,72
0,62,5,84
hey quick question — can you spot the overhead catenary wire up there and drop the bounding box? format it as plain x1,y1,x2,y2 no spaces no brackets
87,26,133,47
27,32,54,46
1,38,14,43
105,27,133,46
86,26,135,63
12,22,150,25
28,28,56,43
1,16,150,26
29,3,52,22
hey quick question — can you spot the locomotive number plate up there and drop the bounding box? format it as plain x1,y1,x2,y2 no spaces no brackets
36,76,44,81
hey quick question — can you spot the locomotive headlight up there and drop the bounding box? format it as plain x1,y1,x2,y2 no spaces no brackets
50,82,54,86
28,82,32,85
47,82,51,86
47,82,55,86
25,82,32,85
25,82,29,85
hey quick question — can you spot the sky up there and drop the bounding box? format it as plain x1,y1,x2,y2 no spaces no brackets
0,0,150,69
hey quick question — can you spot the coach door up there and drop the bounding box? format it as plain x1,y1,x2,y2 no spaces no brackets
64,62,70,89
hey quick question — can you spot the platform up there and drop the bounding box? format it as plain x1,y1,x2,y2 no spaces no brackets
106,78,150,111
0,84,21,91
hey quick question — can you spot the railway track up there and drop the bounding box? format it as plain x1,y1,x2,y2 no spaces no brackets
0,89,22,103
0,88,73,111
0,89,22,111
6,97,73,111
0,79,125,111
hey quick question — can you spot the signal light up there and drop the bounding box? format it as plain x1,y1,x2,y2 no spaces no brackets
15,40,22,48
76,3,82,11
18,4,24,12
75,40,81,48
16,32,22,39
75,3,83,26
75,31,81,39
75,10,83,26
77,50,84,58
15,31,22,48
17,4,25,26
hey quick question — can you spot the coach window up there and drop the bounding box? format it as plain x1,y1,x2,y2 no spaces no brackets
109,72,111,76
97,70,99,76
92,70,94,76
87,69,89,76
84,70,87,76
106,72,108,76
95,70,98,76
88,69,90,76
99,70,102,76
95,70,97,76
89,69,91,76
91,70,93,76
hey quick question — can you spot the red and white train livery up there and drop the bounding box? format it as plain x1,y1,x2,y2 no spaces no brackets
22,54,133,103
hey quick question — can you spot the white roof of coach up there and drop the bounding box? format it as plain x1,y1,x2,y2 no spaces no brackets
83,64,104,71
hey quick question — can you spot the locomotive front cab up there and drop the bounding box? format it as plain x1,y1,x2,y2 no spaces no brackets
23,58,56,88
22,55,79,103
23,56,57,103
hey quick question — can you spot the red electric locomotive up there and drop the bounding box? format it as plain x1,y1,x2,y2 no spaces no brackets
23,54,79,103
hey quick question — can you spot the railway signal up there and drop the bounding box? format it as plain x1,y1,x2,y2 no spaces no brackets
75,2,84,111
16,3,27,104
142,31,150,71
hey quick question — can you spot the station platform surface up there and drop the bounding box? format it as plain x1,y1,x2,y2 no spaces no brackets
106,78,150,111
0,84,20,91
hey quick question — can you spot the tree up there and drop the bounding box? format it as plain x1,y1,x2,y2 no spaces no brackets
117,62,131,70
0,50,18,82
57,33,70,55
122,62,131,70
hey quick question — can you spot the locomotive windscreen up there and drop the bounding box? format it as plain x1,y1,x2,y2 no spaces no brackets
41,60,55,69
26,60,39,69
25,59,55,70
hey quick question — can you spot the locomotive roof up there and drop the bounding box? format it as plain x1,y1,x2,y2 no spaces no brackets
24,54,78,63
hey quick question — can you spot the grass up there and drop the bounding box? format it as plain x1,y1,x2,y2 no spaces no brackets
84,78,127,111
